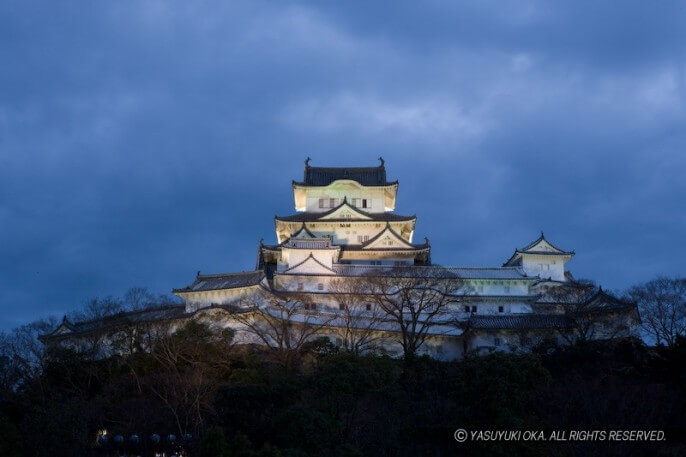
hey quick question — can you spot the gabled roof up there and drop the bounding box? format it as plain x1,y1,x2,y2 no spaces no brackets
360,223,416,249
292,224,316,239
503,232,575,266
581,288,637,313
520,232,571,254
318,199,373,220
294,157,397,187
47,316,76,336
283,253,336,275
173,270,265,293
275,199,415,223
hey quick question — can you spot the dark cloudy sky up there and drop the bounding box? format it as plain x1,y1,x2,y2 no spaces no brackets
1,1,685,329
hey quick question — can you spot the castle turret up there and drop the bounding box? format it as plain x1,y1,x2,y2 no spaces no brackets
503,233,574,281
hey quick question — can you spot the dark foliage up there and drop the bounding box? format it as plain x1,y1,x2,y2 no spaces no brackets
1,324,685,456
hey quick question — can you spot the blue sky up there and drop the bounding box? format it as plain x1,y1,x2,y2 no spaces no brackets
1,1,685,329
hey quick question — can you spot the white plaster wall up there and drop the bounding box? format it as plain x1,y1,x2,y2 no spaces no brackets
521,255,566,281
461,280,532,296
182,286,261,311
304,186,386,213
447,302,534,316
419,336,463,361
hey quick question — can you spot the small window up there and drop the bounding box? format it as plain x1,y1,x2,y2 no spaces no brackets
464,305,470,313
498,306,504,313
365,303,372,311
339,303,346,310
317,283,324,291
358,235,364,243
494,337,501,346
352,198,359,207
362,199,368,208
329,198,335,208
471,305,477,313
504,285,510,293
297,283,304,291
363,235,369,242
318,198,325,208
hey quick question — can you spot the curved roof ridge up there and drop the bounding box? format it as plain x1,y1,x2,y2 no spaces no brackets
358,223,416,249
197,270,264,279
295,158,397,187
291,223,317,239
519,232,573,254
58,303,186,328
275,200,415,222
283,252,336,274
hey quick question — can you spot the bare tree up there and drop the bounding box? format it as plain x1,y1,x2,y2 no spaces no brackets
123,287,182,310
122,287,156,310
70,296,124,321
625,277,686,346
230,291,334,367
546,281,599,343
127,321,234,436
363,267,462,361
547,281,635,344
329,278,387,354
6,317,58,386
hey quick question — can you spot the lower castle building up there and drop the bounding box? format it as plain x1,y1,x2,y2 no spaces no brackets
44,159,640,360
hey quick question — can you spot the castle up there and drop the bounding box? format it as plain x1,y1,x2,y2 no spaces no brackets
45,159,639,359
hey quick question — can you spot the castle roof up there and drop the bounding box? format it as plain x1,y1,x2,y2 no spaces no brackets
467,314,570,330
41,304,188,340
294,157,396,187
503,232,575,266
276,199,415,223
329,264,534,280
173,270,265,293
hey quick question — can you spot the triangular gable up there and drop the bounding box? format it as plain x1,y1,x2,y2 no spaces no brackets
583,289,633,311
524,238,564,254
363,226,415,250
52,323,74,335
291,225,316,239
284,253,336,275
318,201,372,221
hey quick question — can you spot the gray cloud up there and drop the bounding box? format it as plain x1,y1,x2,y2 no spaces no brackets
0,0,685,328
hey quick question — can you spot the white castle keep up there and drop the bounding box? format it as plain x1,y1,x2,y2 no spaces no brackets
45,159,639,359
